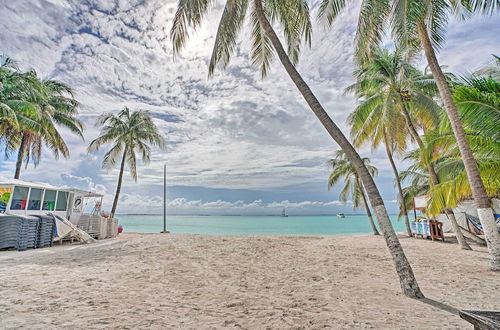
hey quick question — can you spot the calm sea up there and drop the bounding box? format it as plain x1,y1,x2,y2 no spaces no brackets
117,215,408,236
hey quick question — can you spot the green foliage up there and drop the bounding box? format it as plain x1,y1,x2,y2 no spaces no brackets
0,56,83,168
319,0,498,65
88,108,166,181
347,47,441,152
452,74,500,142
327,150,377,210
171,0,312,78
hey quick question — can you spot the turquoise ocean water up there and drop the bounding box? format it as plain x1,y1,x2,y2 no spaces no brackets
117,215,408,236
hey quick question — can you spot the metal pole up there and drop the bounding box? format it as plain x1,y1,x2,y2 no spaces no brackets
163,163,167,232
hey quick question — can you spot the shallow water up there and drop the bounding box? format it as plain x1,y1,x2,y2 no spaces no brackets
117,214,408,235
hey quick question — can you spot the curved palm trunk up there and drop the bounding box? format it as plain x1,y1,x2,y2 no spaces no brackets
417,22,499,269
110,148,127,218
14,132,28,179
399,99,471,249
254,0,423,298
383,135,412,237
358,179,379,235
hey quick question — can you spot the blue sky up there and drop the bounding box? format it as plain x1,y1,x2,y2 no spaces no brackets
0,0,498,215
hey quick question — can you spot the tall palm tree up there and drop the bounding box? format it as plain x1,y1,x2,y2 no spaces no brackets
319,0,500,269
171,0,423,298
347,48,471,249
88,108,165,217
327,150,380,235
346,48,441,237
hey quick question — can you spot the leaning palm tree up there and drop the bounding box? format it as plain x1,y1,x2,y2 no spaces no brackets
319,0,500,270
171,0,423,297
327,150,379,235
88,108,165,217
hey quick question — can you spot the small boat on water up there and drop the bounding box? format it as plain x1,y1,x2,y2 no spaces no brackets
281,207,288,217
336,213,346,218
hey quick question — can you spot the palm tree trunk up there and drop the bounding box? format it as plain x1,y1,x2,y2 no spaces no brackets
254,0,423,298
383,135,412,237
445,210,472,250
417,21,500,270
14,132,28,179
110,148,127,218
359,179,379,235
399,99,471,249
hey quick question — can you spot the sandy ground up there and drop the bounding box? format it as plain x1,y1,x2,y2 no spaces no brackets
0,233,498,329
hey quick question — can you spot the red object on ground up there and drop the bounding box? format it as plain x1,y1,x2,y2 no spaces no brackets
118,225,123,234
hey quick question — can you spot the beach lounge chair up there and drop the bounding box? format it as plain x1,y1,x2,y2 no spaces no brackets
465,213,500,235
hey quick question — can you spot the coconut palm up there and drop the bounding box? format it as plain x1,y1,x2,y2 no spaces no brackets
319,0,500,269
0,63,83,178
171,0,423,298
11,75,84,179
88,108,165,217
347,48,472,248
346,48,442,237
328,150,380,235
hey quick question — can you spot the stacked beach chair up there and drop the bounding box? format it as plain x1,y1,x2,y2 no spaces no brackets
32,214,56,248
0,215,51,251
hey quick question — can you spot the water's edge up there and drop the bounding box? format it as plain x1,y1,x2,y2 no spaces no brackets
118,215,408,236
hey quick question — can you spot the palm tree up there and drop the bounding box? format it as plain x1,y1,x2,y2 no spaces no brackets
88,108,165,217
346,48,442,237
427,75,500,215
11,76,84,179
327,151,380,235
171,0,423,298
0,62,83,178
319,0,500,269
347,48,471,248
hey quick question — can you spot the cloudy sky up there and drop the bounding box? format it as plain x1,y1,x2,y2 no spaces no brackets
0,0,498,215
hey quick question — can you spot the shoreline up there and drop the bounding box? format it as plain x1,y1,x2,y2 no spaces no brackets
1,233,497,329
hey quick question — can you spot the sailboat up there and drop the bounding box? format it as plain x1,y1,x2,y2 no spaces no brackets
281,207,288,217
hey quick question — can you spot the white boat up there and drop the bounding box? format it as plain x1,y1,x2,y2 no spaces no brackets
281,207,288,217
336,213,346,218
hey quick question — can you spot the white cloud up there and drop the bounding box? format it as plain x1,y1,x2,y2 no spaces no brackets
0,0,498,215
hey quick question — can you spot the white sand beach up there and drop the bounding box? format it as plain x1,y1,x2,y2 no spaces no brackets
0,233,498,329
